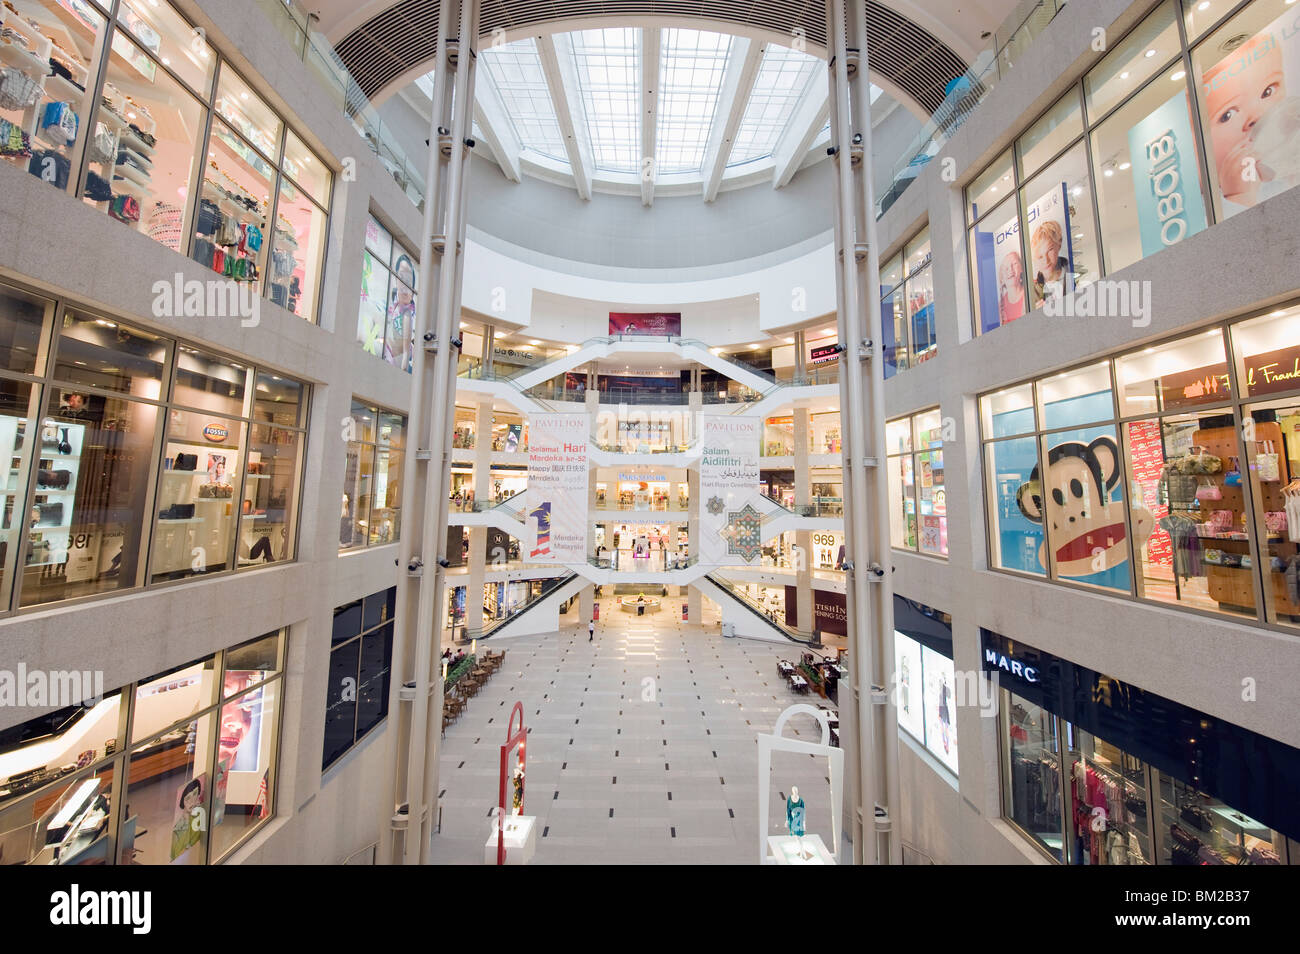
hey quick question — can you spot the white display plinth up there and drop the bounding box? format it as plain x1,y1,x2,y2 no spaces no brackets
766,834,835,865
484,814,536,865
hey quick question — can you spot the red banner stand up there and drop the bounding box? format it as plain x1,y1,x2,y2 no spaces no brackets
593,603,599,620
682,603,688,621
497,701,526,865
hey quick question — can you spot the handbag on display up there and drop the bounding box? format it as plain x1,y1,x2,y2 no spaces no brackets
39,101,79,146
108,193,140,223
173,453,198,471
1257,441,1281,482
36,469,71,489
1195,478,1222,502
1224,466,1242,487
1169,447,1223,475
1180,804,1214,832
88,122,117,165
1206,510,1235,533
1265,511,1288,535
0,67,41,111
33,502,63,526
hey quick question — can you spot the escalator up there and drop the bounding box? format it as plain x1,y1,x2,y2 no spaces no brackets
696,573,816,645
465,572,585,641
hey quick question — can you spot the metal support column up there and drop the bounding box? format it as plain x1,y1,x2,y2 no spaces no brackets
826,0,898,865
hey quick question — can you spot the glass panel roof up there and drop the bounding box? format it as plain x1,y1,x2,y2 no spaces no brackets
728,42,820,167
479,37,567,163
570,27,641,173
421,26,877,189
656,29,732,174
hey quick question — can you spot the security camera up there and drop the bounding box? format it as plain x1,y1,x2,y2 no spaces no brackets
451,337,464,350
438,126,450,136
841,558,854,571
464,137,476,148
829,343,846,355
852,132,863,145
438,557,451,568
423,330,436,342
869,562,886,578
408,557,424,572
826,146,838,156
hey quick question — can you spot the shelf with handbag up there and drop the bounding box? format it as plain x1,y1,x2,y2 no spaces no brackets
24,419,83,568
149,441,241,580
1158,777,1285,865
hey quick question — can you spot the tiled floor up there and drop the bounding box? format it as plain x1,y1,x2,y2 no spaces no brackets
429,598,840,864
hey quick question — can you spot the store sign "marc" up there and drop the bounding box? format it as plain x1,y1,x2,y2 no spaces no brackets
983,649,1039,683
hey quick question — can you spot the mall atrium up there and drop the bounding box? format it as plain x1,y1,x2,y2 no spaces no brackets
0,0,1297,873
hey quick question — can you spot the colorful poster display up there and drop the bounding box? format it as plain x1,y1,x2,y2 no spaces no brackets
1201,5,1300,219
699,415,762,566
1023,182,1073,312
1128,91,1209,256
608,312,682,336
526,414,588,563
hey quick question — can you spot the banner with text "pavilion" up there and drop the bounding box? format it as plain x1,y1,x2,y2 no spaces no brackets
699,415,762,565
526,414,589,563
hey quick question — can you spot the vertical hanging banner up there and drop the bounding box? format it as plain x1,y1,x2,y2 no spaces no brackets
700,415,763,566
527,414,588,562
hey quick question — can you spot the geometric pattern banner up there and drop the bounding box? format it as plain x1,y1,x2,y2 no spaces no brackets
699,415,762,566
526,413,588,563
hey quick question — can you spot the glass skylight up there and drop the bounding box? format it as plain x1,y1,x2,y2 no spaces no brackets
569,28,641,173
656,29,732,174
479,38,567,162
728,43,820,167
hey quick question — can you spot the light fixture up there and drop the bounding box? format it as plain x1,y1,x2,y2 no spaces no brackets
459,322,467,329
1120,71,1130,79
241,91,249,99
1104,168,1114,177
1271,309,1287,316
1144,48,1156,58
1171,70,1185,81
784,337,794,344
749,344,759,349
1198,1,1210,8
1118,161,1132,170
528,340,541,346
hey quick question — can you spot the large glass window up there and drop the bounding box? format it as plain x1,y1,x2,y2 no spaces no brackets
0,284,309,612
981,302,1300,627
1003,692,1065,861
879,228,935,377
324,589,395,771
2,0,332,321
0,631,284,865
341,401,406,550
887,409,947,557
358,216,418,372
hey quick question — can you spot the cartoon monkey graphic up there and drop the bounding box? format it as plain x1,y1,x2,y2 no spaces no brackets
1015,436,1153,579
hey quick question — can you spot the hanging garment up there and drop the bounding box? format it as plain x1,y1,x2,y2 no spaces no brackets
146,202,184,251
1286,557,1300,606
1286,493,1300,543
1158,514,1203,580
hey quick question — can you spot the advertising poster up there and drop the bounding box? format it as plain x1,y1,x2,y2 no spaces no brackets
699,415,762,566
170,773,207,862
1201,6,1300,218
1128,91,1209,256
526,413,588,563
1126,420,1171,571
894,633,926,742
1023,183,1073,311
973,209,1028,332
608,312,682,336
921,646,959,774
356,250,388,356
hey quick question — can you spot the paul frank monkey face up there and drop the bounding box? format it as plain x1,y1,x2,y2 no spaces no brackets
1015,436,1153,579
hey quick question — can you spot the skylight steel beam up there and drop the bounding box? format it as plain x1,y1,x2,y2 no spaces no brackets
771,68,829,189
640,27,660,207
701,36,762,202
537,32,594,200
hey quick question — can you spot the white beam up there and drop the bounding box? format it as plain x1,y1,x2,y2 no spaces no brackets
537,33,594,200
472,65,522,183
640,27,660,207
701,37,763,202
771,70,829,189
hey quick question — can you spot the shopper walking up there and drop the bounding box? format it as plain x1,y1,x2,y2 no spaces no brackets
589,619,595,642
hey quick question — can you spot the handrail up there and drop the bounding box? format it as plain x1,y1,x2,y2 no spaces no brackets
875,0,1066,219
588,554,699,571
340,840,379,865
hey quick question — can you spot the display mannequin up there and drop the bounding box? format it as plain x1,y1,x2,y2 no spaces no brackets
787,786,809,859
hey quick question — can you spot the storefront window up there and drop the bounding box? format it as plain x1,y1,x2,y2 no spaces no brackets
1018,89,1083,178
341,401,405,550
270,178,327,320
1003,693,1065,861
0,292,309,611
888,409,947,556
1157,775,1288,864
880,228,935,376
1083,0,1181,120
1191,0,1300,222
1020,142,1098,312
1063,724,1154,865
115,0,216,97
981,305,1300,621
193,119,273,284
0,1,106,188
0,632,283,865
967,195,1026,334
325,589,396,771
86,31,206,243
358,217,418,372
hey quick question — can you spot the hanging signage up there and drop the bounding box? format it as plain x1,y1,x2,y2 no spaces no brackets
700,415,762,566
608,312,682,336
809,344,840,364
784,587,849,636
526,414,588,563
1127,91,1209,256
